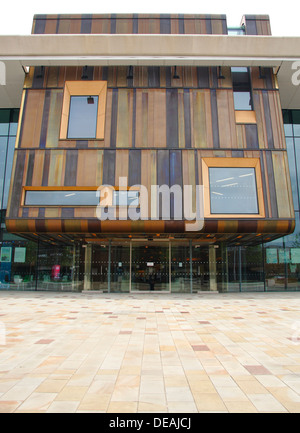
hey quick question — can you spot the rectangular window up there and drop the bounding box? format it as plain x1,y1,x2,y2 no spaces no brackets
60,81,107,141
228,27,245,36
67,96,99,139
24,190,99,206
209,167,259,214
231,67,252,111
113,190,139,206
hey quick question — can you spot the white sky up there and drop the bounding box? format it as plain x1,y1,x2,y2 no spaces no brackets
0,0,298,36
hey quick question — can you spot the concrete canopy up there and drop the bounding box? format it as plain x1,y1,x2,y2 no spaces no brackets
0,34,300,108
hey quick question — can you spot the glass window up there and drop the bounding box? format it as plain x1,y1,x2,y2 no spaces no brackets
209,167,258,214
233,91,252,111
113,191,139,206
67,95,98,139
228,27,245,36
286,137,299,211
0,109,10,136
292,111,300,136
0,137,8,210
25,190,99,206
231,67,252,110
2,136,16,210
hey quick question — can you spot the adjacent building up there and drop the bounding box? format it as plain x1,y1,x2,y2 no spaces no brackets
0,13,300,292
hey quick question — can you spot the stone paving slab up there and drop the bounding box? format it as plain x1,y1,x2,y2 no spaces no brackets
0,291,300,413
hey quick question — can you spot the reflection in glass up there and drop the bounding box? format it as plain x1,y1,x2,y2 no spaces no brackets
233,91,252,110
131,242,169,292
171,243,190,293
67,95,98,139
286,138,299,211
110,243,130,292
113,190,139,206
209,167,258,214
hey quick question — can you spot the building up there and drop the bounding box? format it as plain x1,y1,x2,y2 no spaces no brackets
0,13,300,293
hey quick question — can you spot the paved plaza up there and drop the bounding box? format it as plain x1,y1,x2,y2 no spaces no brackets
0,290,300,413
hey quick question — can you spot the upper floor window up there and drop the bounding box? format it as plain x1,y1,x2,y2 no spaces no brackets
231,67,252,111
60,81,107,141
209,167,258,214
228,27,245,36
67,95,99,139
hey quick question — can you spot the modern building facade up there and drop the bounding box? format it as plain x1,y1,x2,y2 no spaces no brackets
0,13,300,292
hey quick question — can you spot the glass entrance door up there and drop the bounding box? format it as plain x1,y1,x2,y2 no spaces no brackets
131,241,170,292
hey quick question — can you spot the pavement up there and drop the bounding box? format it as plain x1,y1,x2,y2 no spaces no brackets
0,290,300,413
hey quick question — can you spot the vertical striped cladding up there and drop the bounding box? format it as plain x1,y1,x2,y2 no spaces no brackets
32,14,228,35
19,67,283,152
242,15,272,35
6,14,294,233
7,148,294,221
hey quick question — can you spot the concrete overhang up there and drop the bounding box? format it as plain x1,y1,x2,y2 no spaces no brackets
0,33,300,109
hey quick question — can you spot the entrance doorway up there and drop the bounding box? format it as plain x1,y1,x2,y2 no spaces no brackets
131,241,170,292
87,240,214,293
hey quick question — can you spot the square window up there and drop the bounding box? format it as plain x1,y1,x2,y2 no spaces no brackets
202,157,265,218
233,91,252,111
209,167,258,214
67,96,98,139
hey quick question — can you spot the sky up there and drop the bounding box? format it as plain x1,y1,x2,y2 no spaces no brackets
0,0,299,36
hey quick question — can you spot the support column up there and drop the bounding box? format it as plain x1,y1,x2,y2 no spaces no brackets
84,244,92,291
209,245,217,291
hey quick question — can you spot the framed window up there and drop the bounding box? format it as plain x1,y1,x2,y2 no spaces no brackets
202,157,265,218
67,95,99,139
209,167,258,214
60,81,107,140
23,189,99,206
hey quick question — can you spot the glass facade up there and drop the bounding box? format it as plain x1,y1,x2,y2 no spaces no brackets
0,109,19,210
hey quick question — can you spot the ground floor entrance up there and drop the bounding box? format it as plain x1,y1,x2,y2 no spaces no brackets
86,240,211,293
1,226,300,292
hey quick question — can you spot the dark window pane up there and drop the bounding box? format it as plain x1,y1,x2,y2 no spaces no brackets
67,96,98,139
233,91,252,110
209,167,258,214
25,190,99,206
0,109,10,135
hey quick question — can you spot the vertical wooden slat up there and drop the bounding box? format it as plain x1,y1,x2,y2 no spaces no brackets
192,90,206,148
128,150,141,186
103,149,116,186
166,89,178,148
170,150,182,218
115,149,129,185
216,89,237,148
64,149,78,186
48,150,64,186
20,90,45,148
272,151,293,218
262,90,274,148
8,152,26,218
46,89,63,148
116,89,133,148
153,90,166,148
